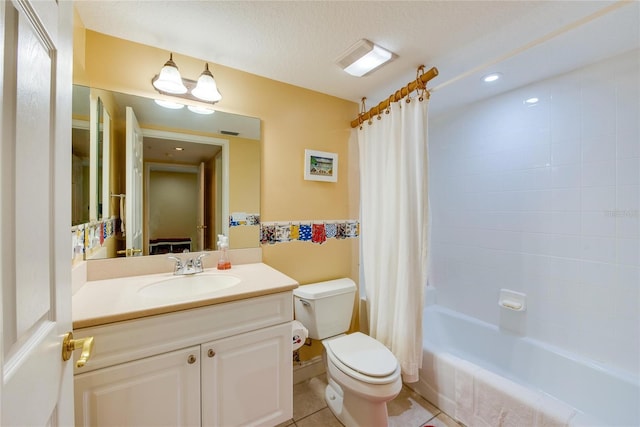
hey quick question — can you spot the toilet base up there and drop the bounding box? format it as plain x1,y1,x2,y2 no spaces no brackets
324,378,392,427
320,335,402,427
324,379,345,420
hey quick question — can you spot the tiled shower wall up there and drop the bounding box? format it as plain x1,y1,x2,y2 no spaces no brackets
429,50,639,374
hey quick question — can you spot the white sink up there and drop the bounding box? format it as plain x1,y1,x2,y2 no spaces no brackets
138,273,241,299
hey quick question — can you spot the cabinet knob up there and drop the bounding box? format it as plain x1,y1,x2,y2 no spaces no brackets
208,349,216,358
187,354,197,364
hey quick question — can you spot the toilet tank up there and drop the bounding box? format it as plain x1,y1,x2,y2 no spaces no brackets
293,278,356,340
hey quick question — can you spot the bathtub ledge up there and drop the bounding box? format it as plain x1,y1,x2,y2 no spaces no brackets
413,350,581,427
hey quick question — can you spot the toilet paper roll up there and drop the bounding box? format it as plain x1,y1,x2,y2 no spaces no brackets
292,320,308,351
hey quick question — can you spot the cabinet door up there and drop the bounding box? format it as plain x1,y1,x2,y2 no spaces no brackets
202,323,292,427
74,346,201,427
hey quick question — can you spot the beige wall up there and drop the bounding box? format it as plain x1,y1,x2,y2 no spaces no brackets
74,22,361,359
228,137,261,249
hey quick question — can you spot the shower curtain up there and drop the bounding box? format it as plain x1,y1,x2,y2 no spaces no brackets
357,96,429,383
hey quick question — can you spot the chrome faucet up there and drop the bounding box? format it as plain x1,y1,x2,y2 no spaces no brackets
168,252,209,275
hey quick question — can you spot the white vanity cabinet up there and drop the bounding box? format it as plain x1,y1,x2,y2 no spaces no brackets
201,323,291,426
73,291,293,427
74,346,202,426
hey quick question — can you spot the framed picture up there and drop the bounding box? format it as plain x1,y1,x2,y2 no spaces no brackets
304,149,338,182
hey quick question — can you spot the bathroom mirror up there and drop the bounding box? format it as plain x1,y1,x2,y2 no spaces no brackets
71,85,261,258
72,87,111,225
72,86,90,225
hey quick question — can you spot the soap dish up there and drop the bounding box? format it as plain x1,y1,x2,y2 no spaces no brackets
498,289,526,312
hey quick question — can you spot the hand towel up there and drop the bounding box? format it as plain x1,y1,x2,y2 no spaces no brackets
120,196,126,236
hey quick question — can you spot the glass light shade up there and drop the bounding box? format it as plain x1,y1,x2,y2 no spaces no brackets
152,54,188,94
344,45,393,77
154,99,185,109
192,63,222,102
187,105,215,115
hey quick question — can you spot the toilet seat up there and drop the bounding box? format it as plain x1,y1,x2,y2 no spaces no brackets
325,332,400,385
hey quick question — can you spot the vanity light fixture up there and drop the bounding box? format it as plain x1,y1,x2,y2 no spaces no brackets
152,53,223,105
192,63,222,102
152,53,188,94
336,39,396,77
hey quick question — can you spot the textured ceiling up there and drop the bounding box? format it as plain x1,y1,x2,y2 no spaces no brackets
75,1,639,116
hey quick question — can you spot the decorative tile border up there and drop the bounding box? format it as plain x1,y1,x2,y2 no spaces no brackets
260,220,359,245
229,212,260,227
71,217,117,259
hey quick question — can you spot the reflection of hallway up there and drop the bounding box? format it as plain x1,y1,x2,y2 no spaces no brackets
148,169,198,252
143,135,222,255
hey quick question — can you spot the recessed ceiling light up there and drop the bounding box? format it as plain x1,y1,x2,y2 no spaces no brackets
187,105,215,115
174,147,184,151
525,97,539,105
154,99,185,109
482,73,502,83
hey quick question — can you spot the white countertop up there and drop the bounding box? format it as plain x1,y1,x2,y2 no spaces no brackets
73,262,298,329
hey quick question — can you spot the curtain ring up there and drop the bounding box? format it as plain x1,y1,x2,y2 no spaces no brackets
359,97,368,129
416,65,428,102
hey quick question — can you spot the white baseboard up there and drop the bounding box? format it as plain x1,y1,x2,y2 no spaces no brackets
293,355,325,384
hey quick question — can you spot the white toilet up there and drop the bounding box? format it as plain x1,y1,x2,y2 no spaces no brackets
293,278,402,427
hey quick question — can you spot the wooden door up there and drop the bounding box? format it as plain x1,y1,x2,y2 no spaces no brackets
198,161,206,251
125,106,143,255
0,0,74,425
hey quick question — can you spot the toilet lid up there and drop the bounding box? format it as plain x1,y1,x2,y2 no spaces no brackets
325,332,398,377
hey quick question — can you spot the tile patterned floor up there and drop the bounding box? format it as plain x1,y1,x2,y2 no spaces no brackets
278,374,463,427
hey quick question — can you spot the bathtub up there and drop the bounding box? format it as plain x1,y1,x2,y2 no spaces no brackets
409,304,639,427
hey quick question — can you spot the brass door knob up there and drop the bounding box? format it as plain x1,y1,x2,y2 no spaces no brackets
62,332,95,368
116,248,143,256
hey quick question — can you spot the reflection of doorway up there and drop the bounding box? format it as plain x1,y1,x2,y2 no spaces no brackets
141,129,227,255
147,165,199,253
